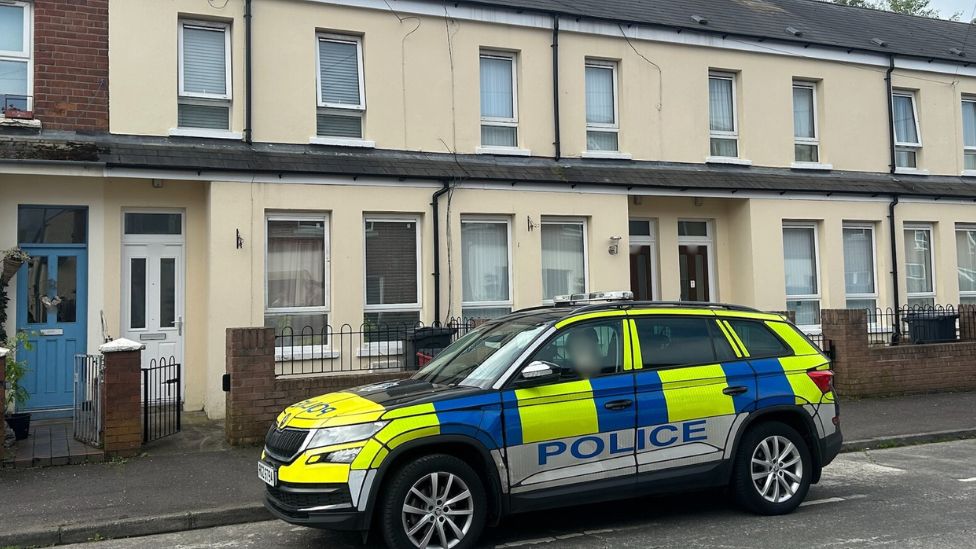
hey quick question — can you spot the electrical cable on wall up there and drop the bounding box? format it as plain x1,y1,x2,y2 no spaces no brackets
383,0,422,146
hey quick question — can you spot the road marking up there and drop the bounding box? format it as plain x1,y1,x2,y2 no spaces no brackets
959,477,976,482
495,537,557,547
800,497,846,507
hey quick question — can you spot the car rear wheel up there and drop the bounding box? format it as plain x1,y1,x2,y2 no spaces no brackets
380,454,487,549
732,421,812,515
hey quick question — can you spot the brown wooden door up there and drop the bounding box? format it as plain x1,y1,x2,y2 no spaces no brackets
629,245,654,300
679,244,710,302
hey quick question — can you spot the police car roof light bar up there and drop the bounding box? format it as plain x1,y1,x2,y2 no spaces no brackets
552,291,634,306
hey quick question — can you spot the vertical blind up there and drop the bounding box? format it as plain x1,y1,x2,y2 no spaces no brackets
461,222,510,303
541,222,585,299
182,26,227,96
0,5,25,53
319,39,361,106
963,101,976,148
957,230,976,293
903,228,933,294
793,86,815,139
893,94,919,144
365,221,418,305
842,228,875,295
480,56,514,119
783,227,818,296
709,77,734,132
266,220,326,309
585,65,614,124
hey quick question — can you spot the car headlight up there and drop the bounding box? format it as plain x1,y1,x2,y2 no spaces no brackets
306,421,387,450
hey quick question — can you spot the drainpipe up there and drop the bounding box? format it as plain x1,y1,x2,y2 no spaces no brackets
431,181,451,324
885,56,901,341
885,56,896,174
243,0,253,144
551,14,561,161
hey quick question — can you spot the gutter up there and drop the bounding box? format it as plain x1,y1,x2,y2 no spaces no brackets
430,181,451,324
885,55,901,341
243,0,253,145
551,14,561,161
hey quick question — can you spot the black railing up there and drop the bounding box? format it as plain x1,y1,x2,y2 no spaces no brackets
73,354,104,448
143,356,182,444
867,305,970,346
274,318,478,377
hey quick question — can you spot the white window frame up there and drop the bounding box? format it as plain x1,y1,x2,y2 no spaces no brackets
540,217,589,304
460,216,514,315
708,71,738,158
316,33,366,112
904,223,936,306
792,81,820,163
842,223,878,309
782,222,822,327
629,218,660,301
962,97,976,175
479,51,519,148
264,213,331,315
363,214,423,313
584,59,619,151
892,90,921,170
0,1,33,114
178,20,233,101
957,224,976,303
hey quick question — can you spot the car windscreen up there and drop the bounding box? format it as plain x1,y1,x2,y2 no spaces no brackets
413,320,548,389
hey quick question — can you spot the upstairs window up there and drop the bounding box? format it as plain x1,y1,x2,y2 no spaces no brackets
792,82,819,163
317,34,365,139
962,98,976,171
708,72,738,158
0,1,31,112
585,60,619,151
892,91,921,168
479,52,518,148
178,20,232,130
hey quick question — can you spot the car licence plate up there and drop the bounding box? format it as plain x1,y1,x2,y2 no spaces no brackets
258,461,277,487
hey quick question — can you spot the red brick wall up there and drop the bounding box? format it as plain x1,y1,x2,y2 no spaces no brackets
225,328,411,446
31,0,109,132
822,307,976,397
101,350,143,457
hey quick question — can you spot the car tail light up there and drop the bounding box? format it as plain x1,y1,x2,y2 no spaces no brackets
807,370,834,394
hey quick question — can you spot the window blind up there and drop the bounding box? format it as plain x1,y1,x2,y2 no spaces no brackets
793,86,815,139
319,39,361,106
783,227,818,296
480,56,514,119
585,66,614,124
182,26,227,96
462,222,510,303
365,221,418,306
541,223,585,299
842,228,875,295
957,230,976,293
178,103,230,130
904,229,933,294
893,95,919,144
317,112,362,138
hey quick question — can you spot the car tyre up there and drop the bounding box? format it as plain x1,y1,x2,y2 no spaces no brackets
732,421,812,515
380,454,487,549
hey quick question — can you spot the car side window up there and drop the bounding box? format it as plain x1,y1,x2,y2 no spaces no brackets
528,319,624,382
726,319,791,358
634,316,734,368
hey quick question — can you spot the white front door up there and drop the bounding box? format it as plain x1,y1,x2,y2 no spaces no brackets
120,211,185,397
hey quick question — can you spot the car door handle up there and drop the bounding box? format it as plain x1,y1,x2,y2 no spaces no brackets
723,386,749,396
604,399,634,411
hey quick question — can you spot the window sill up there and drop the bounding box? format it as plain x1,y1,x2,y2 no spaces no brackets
0,117,41,129
581,150,633,160
475,146,532,157
894,167,929,176
169,128,242,140
357,341,403,357
962,170,976,178
275,346,340,362
309,136,376,148
791,162,833,171
705,156,752,166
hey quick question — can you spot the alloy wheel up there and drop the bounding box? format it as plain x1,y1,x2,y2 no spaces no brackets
401,471,475,549
750,435,804,503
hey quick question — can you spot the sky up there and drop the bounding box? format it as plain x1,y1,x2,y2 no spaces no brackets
930,0,976,19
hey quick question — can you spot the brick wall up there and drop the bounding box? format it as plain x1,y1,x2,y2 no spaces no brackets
822,307,976,397
31,0,109,132
225,328,411,446
101,349,143,457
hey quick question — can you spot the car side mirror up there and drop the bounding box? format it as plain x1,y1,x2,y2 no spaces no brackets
517,361,559,386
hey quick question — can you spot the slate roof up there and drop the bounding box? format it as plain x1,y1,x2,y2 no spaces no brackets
460,0,976,64
2,133,975,200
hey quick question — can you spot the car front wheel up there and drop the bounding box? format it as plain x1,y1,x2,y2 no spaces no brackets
380,454,487,549
732,421,812,515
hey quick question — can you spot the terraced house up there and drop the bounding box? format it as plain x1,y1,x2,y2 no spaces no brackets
3,0,976,419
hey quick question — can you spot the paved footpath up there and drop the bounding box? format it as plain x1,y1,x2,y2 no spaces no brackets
60,439,976,548
1,391,974,547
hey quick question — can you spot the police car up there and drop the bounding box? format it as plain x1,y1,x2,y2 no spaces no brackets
260,292,842,549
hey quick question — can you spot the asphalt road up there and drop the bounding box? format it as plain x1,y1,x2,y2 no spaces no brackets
63,439,976,548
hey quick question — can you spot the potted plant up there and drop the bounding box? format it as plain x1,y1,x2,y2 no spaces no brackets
1,247,30,287
4,332,33,440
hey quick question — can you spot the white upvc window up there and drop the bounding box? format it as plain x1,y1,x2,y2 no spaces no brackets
782,223,821,326
962,98,976,173
584,59,619,152
792,81,819,163
316,33,366,140
364,215,422,334
177,20,232,131
0,1,32,114
892,90,921,169
264,214,331,357
541,218,588,302
842,224,878,313
461,217,513,320
479,51,518,149
904,224,936,308
956,224,976,304
708,71,739,158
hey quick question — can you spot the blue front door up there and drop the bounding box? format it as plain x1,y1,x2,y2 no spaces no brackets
15,206,88,415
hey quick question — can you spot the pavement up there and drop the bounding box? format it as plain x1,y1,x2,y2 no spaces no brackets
55,439,976,548
1,391,975,548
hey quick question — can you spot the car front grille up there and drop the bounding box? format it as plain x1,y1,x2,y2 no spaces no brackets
264,427,308,462
267,484,352,510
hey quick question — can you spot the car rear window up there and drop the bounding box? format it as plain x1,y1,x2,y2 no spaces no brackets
634,317,736,368
726,319,791,358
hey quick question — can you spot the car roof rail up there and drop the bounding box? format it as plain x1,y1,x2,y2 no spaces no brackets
571,301,765,314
